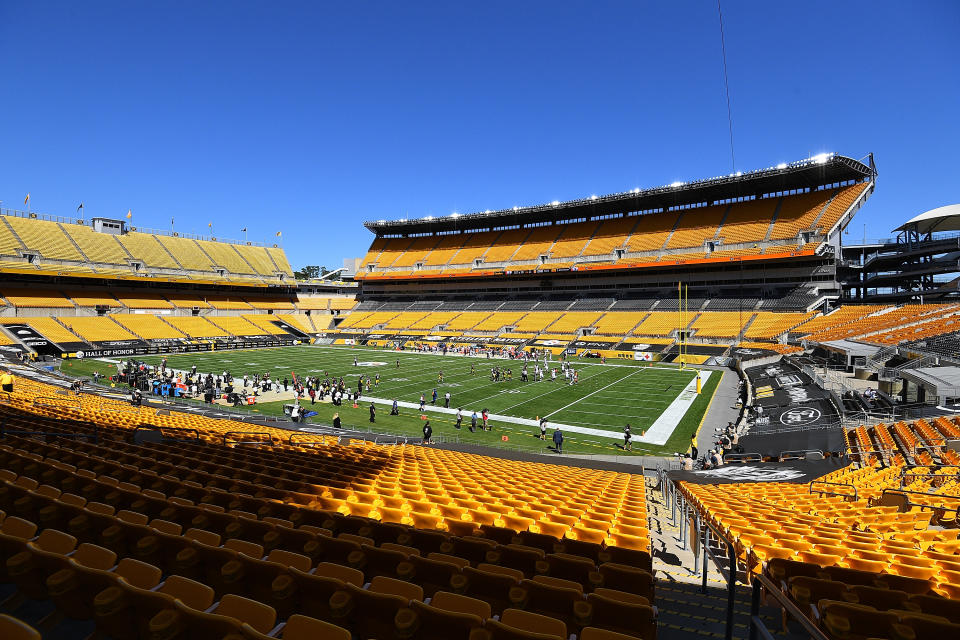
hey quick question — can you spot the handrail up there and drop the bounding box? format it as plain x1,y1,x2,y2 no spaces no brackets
33,395,82,411
0,428,98,442
899,464,960,472
287,433,332,447
900,472,960,489
749,573,830,640
223,431,275,446
96,401,142,415
809,479,857,500
691,504,738,640
132,426,200,444
879,488,960,523
778,449,823,461
723,452,762,463
222,431,277,446
845,445,893,463
881,488,960,507
914,442,945,456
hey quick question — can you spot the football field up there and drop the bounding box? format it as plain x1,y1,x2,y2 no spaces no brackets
66,345,721,456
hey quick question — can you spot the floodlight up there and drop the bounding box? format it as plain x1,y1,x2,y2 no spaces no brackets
670,181,685,188
551,201,560,206
776,163,787,169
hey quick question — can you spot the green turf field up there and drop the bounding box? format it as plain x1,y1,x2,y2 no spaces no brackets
62,345,720,457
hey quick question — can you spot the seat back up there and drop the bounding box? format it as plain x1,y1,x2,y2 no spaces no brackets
279,614,351,640
215,593,277,634
500,608,567,639
159,575,215,611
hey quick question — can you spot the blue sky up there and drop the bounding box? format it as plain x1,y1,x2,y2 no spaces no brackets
1,1,957,269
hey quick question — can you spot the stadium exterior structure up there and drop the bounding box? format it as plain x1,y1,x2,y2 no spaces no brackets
840,203,960,303
355,153,876,309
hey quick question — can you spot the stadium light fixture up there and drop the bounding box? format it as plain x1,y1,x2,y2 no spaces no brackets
590,195,598,200
776,163,787,169
451,213,460,218
512,206,519,211
425,216,434,220
551,201,560,206
670,181,685,188
633,188,640,194
811,153,830,164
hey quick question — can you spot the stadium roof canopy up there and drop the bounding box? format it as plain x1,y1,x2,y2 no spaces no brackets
364,152,875,235
894,204,960,235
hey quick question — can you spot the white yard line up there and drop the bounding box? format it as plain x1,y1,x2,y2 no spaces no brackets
476,367,612,413
640,370,713,446
544,368,645,419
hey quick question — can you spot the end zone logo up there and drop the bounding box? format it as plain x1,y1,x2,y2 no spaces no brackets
780,407,822,426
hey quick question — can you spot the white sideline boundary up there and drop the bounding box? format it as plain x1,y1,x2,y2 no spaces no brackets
361,368,710,444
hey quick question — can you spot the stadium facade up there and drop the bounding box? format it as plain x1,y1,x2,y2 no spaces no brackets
355,153,876,310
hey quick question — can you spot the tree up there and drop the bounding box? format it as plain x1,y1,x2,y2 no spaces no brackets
294,265,321,279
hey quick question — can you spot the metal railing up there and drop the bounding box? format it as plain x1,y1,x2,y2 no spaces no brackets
222,431,279,446
880,488,960,518
690,506,738,640
0,207,80,225
33,395,82,412
748,574,830,640
132,425,200,444
0,420,99,443
779,449,823,461
809,479,857,500
900,471,960,489
675,477,835,640
724,452,762,463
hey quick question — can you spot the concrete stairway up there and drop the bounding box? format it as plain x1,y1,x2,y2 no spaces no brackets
645,476,808,639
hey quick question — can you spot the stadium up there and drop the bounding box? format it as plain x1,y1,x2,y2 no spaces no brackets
2,147,960,640
2,4,960,640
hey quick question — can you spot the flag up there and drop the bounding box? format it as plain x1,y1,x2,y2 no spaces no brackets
208,222,212,228
77,202,84,212
171,217,174,226
126,210,132,219
241,227,247,233
24,193,30,205
276,231,282,237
